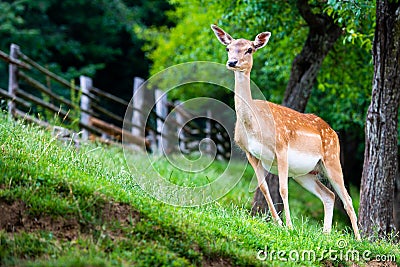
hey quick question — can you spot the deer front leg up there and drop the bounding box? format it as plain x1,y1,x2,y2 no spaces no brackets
276,149,292,229
246,153,283,225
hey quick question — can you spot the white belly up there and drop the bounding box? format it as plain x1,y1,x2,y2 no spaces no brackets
286,147,320,177
247,137,320,178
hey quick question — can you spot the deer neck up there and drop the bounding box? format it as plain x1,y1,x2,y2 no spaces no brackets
233,70,275,146
234,71,254,122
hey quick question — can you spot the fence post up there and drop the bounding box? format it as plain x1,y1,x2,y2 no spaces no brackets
79,76,92,140
131,77,145,140
155,89,170,154
174,101,187,153
8,44,20,116
205,109,214,155
147,130,157,153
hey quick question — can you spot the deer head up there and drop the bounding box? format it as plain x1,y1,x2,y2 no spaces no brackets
211,25,271,75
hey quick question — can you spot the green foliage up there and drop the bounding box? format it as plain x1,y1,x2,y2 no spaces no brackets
325,0,375,50
0,0,172,103
138,1,227,75
0,0,38,36
308,40,373,131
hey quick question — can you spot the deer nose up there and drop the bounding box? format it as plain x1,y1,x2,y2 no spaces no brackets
228,60,238,67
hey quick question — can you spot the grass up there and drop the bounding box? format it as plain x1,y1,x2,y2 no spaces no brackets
0,112,399,266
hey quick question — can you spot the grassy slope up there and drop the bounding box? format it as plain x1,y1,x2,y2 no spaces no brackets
0,113,399,267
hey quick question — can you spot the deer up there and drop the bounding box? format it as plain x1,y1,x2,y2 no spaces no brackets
211,24,361,241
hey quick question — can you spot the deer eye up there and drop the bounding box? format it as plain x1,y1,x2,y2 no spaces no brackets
226,47,229,51
246,47,253,54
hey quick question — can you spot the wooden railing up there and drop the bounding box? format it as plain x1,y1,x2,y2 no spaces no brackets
0,44,231,159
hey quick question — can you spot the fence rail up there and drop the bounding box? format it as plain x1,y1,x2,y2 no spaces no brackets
0,43,231,159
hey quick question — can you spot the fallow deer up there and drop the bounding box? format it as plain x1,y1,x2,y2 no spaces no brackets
211,24,361,240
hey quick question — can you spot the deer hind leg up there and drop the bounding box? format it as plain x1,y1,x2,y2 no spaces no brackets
294,174,335,233
246,153,283,225
322,159,361,240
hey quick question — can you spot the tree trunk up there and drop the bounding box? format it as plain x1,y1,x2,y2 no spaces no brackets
252,0,342,216
359,0,400,240
394,173,400,231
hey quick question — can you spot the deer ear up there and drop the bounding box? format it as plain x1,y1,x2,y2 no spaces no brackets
211,24,233,46
253,32,271,50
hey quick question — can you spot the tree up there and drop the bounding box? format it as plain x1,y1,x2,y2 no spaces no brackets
359,0,400,240
252,0,342,215
395,177,400,230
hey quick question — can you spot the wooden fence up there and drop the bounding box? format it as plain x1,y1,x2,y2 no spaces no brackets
0,44,231,159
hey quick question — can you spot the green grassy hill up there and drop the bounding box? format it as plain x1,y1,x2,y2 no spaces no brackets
0,113,398,266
